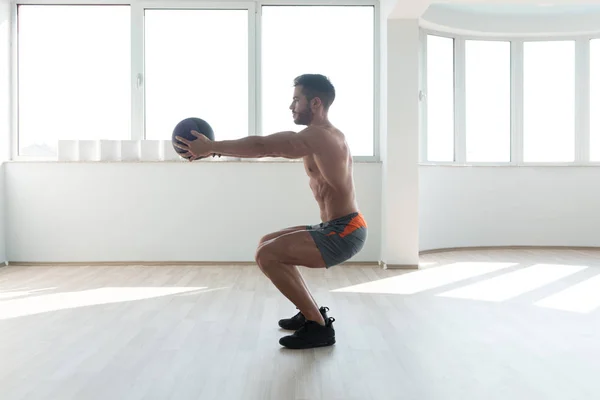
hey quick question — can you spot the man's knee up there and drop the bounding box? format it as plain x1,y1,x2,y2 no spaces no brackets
255,241,283,273
255,242,272,269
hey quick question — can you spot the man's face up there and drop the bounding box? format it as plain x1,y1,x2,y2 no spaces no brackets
289,86,313,126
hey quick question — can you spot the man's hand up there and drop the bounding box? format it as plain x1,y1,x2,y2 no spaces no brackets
174,131,219,161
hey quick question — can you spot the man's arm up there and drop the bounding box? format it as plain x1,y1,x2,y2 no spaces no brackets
209,128,320,159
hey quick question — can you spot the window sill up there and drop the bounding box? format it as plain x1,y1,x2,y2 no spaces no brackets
7,157,382,164
419,162,600,167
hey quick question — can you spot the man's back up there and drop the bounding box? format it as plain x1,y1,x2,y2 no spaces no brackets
303,126,359,222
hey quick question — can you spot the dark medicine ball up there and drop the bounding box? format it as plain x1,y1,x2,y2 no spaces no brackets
172,117,215,160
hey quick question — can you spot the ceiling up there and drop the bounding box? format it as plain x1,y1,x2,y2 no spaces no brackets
417,2,600,36
432,3,600,15
389,0,600,19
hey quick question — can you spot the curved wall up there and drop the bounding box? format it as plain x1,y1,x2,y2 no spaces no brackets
419,166,600,252
418,4,600,252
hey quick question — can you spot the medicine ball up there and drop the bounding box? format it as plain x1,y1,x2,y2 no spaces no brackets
172,117,215,159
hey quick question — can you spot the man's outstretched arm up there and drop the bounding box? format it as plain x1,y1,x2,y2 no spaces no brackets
209,128,320,159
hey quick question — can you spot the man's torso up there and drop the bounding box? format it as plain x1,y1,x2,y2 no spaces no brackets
303,126,358,222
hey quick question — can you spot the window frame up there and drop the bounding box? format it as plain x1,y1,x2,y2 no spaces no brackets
9,0,380,162
420,27,600,167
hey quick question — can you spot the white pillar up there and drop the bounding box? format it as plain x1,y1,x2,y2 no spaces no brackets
380,19,420,269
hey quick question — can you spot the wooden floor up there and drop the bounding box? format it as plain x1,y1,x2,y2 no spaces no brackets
1,248,600,400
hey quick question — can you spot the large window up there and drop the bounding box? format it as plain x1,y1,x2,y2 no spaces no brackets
426,35,455,162
261,5,374,157
144,9,248,142
465,40,511,163
14,3,377,160
523,41,575,163
17,5,130,157
591,39,600,162
423,33,597,165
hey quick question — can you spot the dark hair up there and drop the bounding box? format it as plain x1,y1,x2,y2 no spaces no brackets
293,74,336,110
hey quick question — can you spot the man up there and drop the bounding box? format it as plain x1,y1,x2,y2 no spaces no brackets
174,74,367,349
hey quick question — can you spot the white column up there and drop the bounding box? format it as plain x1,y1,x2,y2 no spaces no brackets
380,19,420,269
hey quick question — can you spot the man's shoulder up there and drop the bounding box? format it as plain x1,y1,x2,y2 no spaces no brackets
300,125,344,142
299,125,327,136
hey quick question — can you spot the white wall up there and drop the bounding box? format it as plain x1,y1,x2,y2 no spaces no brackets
1,0,387,265
0,0,10,263
419,166,600,252
5,161,381,263
417,3,600,253
0,167,5,264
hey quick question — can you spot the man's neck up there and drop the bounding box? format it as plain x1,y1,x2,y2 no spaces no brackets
309,117,331,127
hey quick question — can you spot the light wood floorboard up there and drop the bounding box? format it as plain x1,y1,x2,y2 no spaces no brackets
1,248,600,399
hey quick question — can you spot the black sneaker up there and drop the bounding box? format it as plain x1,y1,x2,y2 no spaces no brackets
279,317,336,349
278,306,329,330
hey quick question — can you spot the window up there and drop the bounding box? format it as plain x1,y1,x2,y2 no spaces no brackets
261,6,374,156
465,40,511,162
17,5,130,157
426,35,454,162
424,32,600,166
144,9,248,141
523,41,575,162
14,4,378,160
591,39,600,161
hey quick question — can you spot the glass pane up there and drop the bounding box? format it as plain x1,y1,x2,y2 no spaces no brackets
144,10,248,141
17,5,130,157
523,41,575,162
261,6,374,156
426,35,455,162
591,39,600,161
465,40,511,162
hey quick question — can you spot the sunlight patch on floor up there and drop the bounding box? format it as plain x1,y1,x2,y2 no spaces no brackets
331,262,517,295
0,287,209,320
0,287,57,300
437,264,588,302
535,273,600,313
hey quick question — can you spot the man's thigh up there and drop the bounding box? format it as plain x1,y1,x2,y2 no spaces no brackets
257,230,327,269
258,225,308,246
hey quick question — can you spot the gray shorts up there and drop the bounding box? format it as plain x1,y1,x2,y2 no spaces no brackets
306,212,368,268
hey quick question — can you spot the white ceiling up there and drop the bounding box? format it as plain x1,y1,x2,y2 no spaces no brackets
390,0,600,18
418,2,600,36
433,3,600,15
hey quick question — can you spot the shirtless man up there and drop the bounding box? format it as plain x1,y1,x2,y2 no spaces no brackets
174,74,368,349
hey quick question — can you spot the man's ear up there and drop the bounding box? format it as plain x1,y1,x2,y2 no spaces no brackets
311,97,322,109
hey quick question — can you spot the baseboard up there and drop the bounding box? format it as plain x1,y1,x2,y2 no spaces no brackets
6,260,381,267
7,261,258,267
379,261,419,270
419,245,600,255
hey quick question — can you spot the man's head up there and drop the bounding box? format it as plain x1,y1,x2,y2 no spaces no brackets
290,74,335,126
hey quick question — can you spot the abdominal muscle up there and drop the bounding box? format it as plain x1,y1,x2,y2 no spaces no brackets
309,176,358,223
